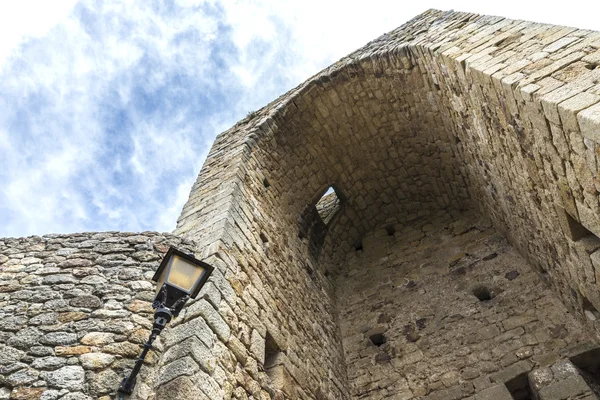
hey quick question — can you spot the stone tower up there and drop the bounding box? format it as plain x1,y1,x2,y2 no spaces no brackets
2,9,600,400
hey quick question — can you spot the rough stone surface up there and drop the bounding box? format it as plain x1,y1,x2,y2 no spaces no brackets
44,366,85,391
0,232,194,399
4,9,600,400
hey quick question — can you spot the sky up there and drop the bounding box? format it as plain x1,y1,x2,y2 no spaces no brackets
1,0,599,238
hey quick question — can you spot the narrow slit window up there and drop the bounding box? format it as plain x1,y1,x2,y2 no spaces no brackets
264,331,281,371
316,186,342,225
299,185,345,261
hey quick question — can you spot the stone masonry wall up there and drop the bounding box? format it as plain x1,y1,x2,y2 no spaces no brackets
337,211,593,399
0,232,196,400
5,9,600,400
171,9,600,400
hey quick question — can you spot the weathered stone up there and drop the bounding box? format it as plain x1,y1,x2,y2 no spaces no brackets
69,295,102,309
126,300,153,314
79,353,115,370
102,342,140,358
57,312,88,323
0,388,9,400
538,374,591,399
0,345,25,365
58,258,92,268
131,251,160,262
161,336,216,374
1,361,27,374
79,275,107,285
41,332,77,346
42,274,77,285
90,309,130,319
28,346,54,357
58,393,92,400
89,369,119,395
7,368,39,386
44,366,85,390
8,387,46,400
185,299,230,342
29,313,59,326
31,357,66,370
54,346,91,356
3,316,28,331
578,103,600,143
118,268,142,280
79,332,114,346
8,328,43,349
474,384,512,400
39,389,60,400
163,317,213,349
127,328,151,344
155,376,209,400
157,357,199,386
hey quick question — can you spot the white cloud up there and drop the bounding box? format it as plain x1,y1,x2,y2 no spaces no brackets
0,0,598,238
0,0,79,70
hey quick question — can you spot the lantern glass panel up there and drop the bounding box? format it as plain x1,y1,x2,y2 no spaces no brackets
166,255,206,294
154,266,167,298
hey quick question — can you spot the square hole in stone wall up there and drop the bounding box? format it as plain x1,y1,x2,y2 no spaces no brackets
316,187,342,225
570,348,600,395
582,295,600,321
564,211,599,241
472,286,494,301
505,372,533,400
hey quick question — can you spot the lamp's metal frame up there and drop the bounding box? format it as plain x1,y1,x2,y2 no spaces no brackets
151,247,214,298
117,247,214,397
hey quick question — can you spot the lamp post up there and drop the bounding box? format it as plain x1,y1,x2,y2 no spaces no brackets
117,246,214,397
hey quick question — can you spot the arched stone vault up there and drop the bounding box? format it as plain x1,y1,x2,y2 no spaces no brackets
178,9,600,310
173,8,600,399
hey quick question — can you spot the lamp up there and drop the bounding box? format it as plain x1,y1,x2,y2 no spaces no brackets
117,246,214,397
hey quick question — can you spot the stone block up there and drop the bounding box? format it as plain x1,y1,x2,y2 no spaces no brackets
89,368,120,395
43,366,85,391
79,353,115,370
489,360,533,384
249,329,265,364
558,92,600,132
155,376,210,400
226,335,248,365
157,356,199,386
576,200,600,238
8,387,46,400
474,384,513,400
538,375,591,399
164,316,213,349
80,332,115,346
578,102,600,143
185,299,231,342
161,336,215,374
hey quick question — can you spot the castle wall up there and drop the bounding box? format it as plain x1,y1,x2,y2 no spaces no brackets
336,211,590,399
0,232,196,400
4,9,600,400
171,10,600,400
